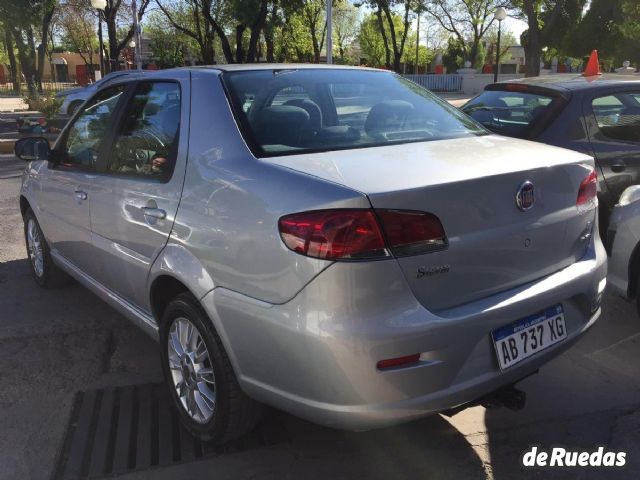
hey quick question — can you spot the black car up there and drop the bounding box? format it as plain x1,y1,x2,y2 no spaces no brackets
462,75,640,233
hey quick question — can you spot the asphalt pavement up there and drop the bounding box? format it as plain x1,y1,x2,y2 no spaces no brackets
0,153,638,480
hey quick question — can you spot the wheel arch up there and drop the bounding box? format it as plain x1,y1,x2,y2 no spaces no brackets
19,195,31,218
147,243,216,322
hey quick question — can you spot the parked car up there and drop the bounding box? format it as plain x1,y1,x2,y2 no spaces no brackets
606,185,640,314
16,65,606,444
55,71,139,117
461,75,640,233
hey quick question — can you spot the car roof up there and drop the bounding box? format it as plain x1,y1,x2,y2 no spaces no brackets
192,63,382,72
494,74,640,93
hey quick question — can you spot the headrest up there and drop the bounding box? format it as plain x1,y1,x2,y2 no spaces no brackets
253,105,310,147
364,100,414,138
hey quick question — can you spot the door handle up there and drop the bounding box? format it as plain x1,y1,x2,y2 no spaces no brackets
611,162,626,173
142,207,166,220
74,190,88,201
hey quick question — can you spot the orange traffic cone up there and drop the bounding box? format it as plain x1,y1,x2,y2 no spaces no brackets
583,50,602,76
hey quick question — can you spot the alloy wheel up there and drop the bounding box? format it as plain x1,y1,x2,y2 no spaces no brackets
167,317,216,423
27,219,44,278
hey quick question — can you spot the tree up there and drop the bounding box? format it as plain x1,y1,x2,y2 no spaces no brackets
0,0,57,93
359,10,411,69
422,0,509,69
333,0,360,63
101,0,151,71
57,0,99,78
300,0,327,63
366,0,413,72
154,0,217,64
511,0,586,76
564,0,640,67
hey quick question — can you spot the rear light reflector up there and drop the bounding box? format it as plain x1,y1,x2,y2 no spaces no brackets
377,353,421,370
577,169,597,207
377,210,447,256
278,209,388,261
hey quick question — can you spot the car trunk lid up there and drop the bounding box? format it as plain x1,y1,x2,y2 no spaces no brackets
267,135,596,311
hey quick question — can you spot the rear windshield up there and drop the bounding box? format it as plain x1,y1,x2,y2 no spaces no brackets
222,69,485,157
462,89,556,137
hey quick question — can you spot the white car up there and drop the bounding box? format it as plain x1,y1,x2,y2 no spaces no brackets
607,185,640,314
56,71,139,116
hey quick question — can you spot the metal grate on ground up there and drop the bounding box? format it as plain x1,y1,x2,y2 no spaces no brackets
54,383,289,479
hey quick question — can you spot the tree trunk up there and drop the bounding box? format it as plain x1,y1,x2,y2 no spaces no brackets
13,29,37,95
4,28,20,92
38,3,55,91
375,8,391,69
246,0,269,63
235,25,246,63
106,16,119,71
523,0,542,77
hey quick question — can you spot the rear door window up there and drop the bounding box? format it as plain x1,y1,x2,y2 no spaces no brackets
462,90,556,137
591,93,640,143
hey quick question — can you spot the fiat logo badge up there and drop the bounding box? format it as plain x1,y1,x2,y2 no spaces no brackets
516,181,535,211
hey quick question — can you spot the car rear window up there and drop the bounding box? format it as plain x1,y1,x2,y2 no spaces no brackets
222,69,485,157
462,90,556,137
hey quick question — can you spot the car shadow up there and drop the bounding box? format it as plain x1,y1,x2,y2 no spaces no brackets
483,293,640,479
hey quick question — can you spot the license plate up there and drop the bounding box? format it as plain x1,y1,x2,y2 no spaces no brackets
492,305,567,370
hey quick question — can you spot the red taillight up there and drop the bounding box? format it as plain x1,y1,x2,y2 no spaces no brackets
278,209,388,260
377,209,447,256
279,209,447,260
577,169,597,206
377,353,421,370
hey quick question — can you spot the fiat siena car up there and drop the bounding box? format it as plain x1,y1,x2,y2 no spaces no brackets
16,65,606,443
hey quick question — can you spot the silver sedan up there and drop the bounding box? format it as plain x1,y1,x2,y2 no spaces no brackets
17,65,607,443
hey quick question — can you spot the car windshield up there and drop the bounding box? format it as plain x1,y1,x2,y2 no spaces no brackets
462,89,557,137
222,69,486,157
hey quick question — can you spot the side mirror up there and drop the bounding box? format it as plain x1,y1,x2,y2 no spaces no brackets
618,185,640,207
14,137,51,162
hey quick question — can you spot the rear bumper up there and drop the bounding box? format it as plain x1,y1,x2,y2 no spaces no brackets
201,234,607,431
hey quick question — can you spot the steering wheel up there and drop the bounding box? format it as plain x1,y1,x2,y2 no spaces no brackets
116,129,167,173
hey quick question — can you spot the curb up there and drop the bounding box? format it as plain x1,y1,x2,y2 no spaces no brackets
0,139,16,154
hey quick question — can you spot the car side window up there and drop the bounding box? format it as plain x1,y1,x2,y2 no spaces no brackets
61,85,126,169
106,82,181,181
592,93,640,143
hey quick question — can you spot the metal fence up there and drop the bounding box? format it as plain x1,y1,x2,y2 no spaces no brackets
403,74,463,93
0,81,78,97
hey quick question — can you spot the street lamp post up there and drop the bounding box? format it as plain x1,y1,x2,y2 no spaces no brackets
90,0,107,77
494,7,507,83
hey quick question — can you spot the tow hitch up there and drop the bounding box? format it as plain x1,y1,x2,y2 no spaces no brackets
442,382,529,417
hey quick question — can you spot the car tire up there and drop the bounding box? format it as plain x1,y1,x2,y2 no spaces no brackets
23,208,72,288
159,292,262,444
68,100,82,116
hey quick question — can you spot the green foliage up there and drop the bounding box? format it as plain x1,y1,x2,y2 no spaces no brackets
23,92,62,119
442,37,464,72
144,10,200,67
358,12,408,67
564,0,640,66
